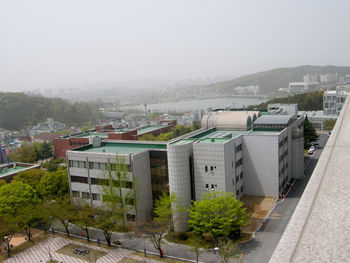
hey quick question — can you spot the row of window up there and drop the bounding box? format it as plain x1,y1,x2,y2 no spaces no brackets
72,190,135,205
70,176,133,188
69,161,130,171
235,144,242,153
236,186,244,196
205,165,216,173
206,183,217,191
279,137,288,148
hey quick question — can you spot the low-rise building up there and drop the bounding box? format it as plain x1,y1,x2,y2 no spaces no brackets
0,162,40,182
66,106,304,231
323,84,350,116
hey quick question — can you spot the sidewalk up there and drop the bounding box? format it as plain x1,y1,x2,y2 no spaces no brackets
51,222,228,263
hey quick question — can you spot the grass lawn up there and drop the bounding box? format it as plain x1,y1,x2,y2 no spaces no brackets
133,252,185,263
56,243,107,262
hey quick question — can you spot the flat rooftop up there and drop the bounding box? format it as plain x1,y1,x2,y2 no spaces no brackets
71,131,109,138
74,142,167,154
0,163,39,179
137,124,168,135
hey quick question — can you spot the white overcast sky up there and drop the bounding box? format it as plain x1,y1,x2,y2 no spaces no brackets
1,0,350,91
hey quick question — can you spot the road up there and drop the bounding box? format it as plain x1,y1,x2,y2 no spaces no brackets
241,133,329,263
52,133,328,263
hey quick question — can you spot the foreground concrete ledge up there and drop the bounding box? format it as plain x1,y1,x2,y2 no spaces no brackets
269,97,350,263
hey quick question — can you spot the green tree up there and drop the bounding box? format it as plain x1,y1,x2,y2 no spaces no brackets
0,181,40,216
15,204,43,241
11,144,37,163
12,169,45,189
41,142,53,161
101,155,135,230
188,191,249,245
0,179,6,188
304,115,319,149
95,209,115,246
218,239,242,263
141,192,179,258
43,197,74,237
0,215,20,249
72,203,97,242
38,168,69,199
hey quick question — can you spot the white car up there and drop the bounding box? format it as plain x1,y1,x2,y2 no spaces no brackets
308,147,315,155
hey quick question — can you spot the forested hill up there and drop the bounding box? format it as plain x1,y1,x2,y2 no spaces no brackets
194,65,350,94
247,91,324,111
0,92,100,130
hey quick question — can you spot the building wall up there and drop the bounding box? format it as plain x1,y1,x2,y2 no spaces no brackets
167,142,193,232
132,151,153,222
242,135,279,197
66,150,151,222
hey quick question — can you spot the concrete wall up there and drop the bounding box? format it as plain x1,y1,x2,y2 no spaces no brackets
243,134,279,198
132,150,153,222
167,142,193,232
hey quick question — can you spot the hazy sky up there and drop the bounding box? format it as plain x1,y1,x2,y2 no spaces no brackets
1,0,350,91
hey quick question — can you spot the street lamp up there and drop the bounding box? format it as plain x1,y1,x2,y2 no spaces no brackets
4,236,10,258
214,247,219,263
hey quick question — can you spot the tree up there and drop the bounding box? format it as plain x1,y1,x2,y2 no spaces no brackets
0,216,20,250
15,204,43,241
140,192,179,258
323,119,336,130
304,115,319,149
41,142,53,161
188,191,249,245
100,155,135,230
95,209,115,246
218,239,242,263
0,181,40,216
12,169,45,189
72,203,97,242
38,168,69,199
10,144,36,163
43,197,74,237
0,179,6,188
190,236,204,263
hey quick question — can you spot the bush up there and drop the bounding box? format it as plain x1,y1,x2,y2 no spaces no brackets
176,231,188,241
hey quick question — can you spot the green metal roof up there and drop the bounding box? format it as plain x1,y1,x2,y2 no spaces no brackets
0,165,29,178
137,125,167,135
75,142,166,154
72,132,109,138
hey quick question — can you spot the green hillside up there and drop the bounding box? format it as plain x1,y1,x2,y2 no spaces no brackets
196,65,350,94
0,93,101,131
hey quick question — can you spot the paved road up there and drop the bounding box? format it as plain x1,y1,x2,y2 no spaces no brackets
52,133,328,263
241,133,329,263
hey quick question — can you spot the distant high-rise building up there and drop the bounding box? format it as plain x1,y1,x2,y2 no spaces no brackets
320,73,338,83
303,73,318,83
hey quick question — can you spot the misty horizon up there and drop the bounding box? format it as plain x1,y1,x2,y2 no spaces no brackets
1,0,350,92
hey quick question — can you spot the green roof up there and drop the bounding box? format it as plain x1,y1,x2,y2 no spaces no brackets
137,125,167,135
72,132,109,138
199,138,231,144
76,142,167,154
0,165,30,178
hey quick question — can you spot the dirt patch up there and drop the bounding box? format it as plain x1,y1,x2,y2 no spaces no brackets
56,243,107,262
241,195,276,233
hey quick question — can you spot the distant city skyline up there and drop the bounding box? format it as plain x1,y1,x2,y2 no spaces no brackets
1,0,350,91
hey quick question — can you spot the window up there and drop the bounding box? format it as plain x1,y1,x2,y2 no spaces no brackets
211,184,215,190
89,162,106,170
235,159,242,167
240,172,243,179
236,189,240,196
127,214,136,222
235,144,242,153
92,193,101,200
125,197,135,205
205,166,208,172
70,176,88,184
210,166,214,172
72,191,80,197
78,161,86,168
241,186,244,193
81,192,90,199
235,175,239,182
206,184,209,190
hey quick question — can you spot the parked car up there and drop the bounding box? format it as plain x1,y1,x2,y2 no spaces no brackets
312,141,319,146
308,147,315,155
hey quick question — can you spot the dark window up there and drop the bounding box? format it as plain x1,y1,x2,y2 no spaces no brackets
236,159,243,167
236,189,240,196
125,197,135,206
127,214,136,222
70,176,88,184
81,192,90,199
241,186,244,193
236,175,239,182
240,172,243,179
72,191,80,197
205,166,208,172
206,184,209,189
92,193,101,200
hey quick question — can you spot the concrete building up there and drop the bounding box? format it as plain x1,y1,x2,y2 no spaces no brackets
320,73,338,83
323,84,350,116
66,107,304,231
289,82,319,94
303,73,318,83
54,122,176,158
